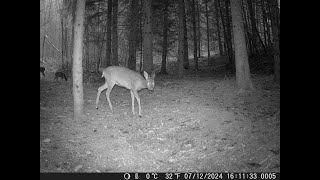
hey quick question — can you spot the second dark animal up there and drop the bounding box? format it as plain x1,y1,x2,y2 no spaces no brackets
40,67,45,77
54,72,68,81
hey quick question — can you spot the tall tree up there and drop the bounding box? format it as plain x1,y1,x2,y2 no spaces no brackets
111,0,119,65
214,0,223,56
72,0,86,120
105,0,112,67
160,0,169,74
225,0,234,72
246,0,258,54
183,0,189,69
270,0,280,83
246,0,267,55
177,0,185,78
230,0,254,92
197,1,201,58
205,1,210,65
218,0,227,55
128,0,139,70
139,0,143,72
191,0,199,70
142,0,153,73
61,17,65,69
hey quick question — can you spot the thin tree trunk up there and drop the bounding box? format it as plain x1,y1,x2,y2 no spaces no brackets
218,0,226,55
41,35,46,61
261,1,268,49
160,0,168,74
183,0,189,69
64,27,68,65
105,0,112,67
225,0,234,72
191,0,198,70
140,0,143,72
214,0,223,56
61,18,65,70
271,0,280,83
246,0,258,54
85,20,89,70
112,0,118,65
139,0,143,72
205,2,210,65
178,0,185,78
197,2,201,58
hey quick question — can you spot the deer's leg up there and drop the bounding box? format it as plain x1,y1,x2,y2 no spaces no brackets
96,83,109,109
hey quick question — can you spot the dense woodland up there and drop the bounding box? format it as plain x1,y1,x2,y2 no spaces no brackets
40,0,280,119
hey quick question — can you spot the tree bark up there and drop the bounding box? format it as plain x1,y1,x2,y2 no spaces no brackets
112,0,118,66
271,0,280,83
142,0,153,74
160,1,168,74
72,0,86,120
197,1,201,58
61,18,65,70
177,0,185,78
230,0,254,92
191,0,199,70
225,0,234,72
183,0,189,69
214,0,223,56
105,0,112,67
128,0,138,70
205,2,210,65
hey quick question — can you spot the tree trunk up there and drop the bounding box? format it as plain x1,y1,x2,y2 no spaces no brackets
85,18,89,71
230,0,254,92
225,0,234,72
177,0,185,78
128,0,138,70
72,0,86,120
197,2,201,58
142,0,153,74
112,0,118,66
214,0,223,56
140,0,143,72
271,0,280,83
61,18,64,70
160,1,168,74
205,2,210,66
246,0,258,54
64,27,68,66
41,35,46,61
105,0,112,67
218,0,226,55
183,0,189,69
191,0,198,70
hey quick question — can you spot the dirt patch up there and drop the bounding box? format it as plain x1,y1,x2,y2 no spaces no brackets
40,73,280,172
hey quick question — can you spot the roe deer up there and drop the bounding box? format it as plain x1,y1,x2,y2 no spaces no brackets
40,67,45,77
95,66,155,117
54,72,68,81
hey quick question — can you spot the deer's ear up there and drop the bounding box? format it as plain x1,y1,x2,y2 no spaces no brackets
143,71,149,79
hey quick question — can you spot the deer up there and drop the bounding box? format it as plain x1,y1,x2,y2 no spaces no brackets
40,67,45,77
95,66,155,117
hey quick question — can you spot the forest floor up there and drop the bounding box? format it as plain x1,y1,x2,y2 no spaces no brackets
40,57,280,173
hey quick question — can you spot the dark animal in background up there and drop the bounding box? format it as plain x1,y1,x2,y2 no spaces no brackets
54,72,68,81
40,67,45,77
